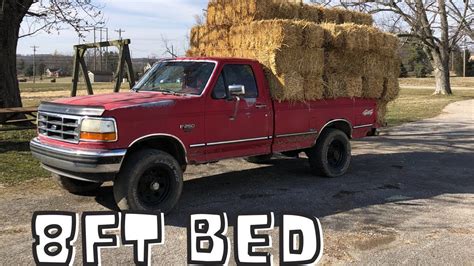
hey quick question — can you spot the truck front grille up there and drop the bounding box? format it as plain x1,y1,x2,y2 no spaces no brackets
38,112,81,143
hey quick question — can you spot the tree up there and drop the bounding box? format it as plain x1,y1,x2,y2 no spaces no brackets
310,0,473,95
24,64,33,77
407,43,433,77
0,0,103,116
37,61,46,78
17,59,25,74
400,63,409,78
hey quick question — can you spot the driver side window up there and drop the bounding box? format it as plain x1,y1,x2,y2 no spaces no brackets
212,74,227,99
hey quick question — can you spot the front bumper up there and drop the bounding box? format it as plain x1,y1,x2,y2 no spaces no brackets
30,138,126,182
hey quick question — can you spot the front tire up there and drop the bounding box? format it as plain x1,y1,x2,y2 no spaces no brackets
53,174,102,195
306,129,351,177
113,149,183,214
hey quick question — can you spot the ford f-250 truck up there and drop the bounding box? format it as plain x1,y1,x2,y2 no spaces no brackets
30,58,379,213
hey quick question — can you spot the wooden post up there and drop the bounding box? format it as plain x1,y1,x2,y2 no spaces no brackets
71,47,81,97
79,54,94,95
124,45,136,89
114,45,125,93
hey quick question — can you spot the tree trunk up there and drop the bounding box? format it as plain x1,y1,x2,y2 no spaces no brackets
431,50,453,95
0,0,24,122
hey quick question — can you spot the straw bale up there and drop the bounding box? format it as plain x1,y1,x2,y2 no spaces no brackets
299,5,323,24
294,21,325,48
263,67,305,101
231,20,305,49
362,76,385,99
189,2,398,107
323,8,345,24
376,101,388,125
320,23,346,48
324,74,346,98
304,76,324,100
345,76,363,98
207,0,373,26
381,77,400,101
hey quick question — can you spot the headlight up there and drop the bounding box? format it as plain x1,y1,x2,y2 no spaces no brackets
80,118,117,142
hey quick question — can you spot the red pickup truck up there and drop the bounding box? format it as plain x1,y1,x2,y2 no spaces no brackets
31,58,379,213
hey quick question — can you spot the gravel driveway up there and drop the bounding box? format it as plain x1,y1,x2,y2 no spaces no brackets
1,100,473,265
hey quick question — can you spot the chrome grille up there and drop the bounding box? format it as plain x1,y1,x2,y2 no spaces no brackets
38,112,81,143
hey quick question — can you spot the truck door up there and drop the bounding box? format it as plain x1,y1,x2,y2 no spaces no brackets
204,63,272,161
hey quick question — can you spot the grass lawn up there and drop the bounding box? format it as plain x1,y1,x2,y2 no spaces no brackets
1,86,474,185
20,81,115,93
385,88,474,126
399,77,474,88
0,129,49,185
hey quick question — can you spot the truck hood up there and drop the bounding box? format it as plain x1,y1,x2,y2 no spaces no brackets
53,92,196,111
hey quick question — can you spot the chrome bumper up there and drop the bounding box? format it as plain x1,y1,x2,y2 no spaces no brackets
30,138,126,182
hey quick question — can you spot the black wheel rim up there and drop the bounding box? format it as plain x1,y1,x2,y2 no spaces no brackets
137,164,172,208
327,139,346,168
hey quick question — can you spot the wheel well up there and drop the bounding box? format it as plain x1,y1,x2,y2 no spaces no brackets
320,120,352,139
125,136,187,167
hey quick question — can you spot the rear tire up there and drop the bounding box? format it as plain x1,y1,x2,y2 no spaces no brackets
306,129,351,177
113,149,183,214
53,174,102,195
245,154,273,164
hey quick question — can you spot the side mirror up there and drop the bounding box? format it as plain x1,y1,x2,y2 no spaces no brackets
227,85,245,121
228,85,245,97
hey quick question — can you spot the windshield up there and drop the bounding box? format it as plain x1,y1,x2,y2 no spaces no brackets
134,61,215,95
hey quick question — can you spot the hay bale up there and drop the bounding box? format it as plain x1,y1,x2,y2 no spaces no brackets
189,3,398,107
207,0,373,26
304,76,324,100
263,66,305,101
230,20,305,49
362,76,385,99
381,77,400,101
345,76,363,98
376,101,388,125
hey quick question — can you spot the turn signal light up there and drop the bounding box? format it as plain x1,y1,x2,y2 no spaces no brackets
80,132,117,142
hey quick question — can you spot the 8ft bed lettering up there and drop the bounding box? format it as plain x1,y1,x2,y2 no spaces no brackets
32,212,323,265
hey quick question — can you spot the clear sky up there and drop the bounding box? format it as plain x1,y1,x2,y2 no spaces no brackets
17,0,212,57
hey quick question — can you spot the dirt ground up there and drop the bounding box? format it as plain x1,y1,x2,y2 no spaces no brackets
0,100,473,265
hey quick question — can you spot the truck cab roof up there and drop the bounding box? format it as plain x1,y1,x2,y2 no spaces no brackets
173,57,261,64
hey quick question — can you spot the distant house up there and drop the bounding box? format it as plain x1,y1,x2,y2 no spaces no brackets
46,68,64,78
88,71,114,83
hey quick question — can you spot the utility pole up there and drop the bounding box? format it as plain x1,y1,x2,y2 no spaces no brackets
463,38,467,78
115,28,125,40
100,28,103,71
31,45,39,84
105,28,109,71
93,27,97,71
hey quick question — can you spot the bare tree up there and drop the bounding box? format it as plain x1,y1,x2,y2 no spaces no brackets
0,0,103,116
311,0,473,95
161,35,178,58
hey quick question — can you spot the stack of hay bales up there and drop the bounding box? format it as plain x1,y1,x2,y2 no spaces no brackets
187,0,400,125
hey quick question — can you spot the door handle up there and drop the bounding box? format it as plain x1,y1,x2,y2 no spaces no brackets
255,103,267,109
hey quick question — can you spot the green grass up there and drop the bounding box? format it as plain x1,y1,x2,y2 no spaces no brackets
385,88,474,126
20,80,115,92
0,130,49,185
399,77,474,88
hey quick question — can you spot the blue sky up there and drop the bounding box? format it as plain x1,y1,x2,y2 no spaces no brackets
18,0,211,57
